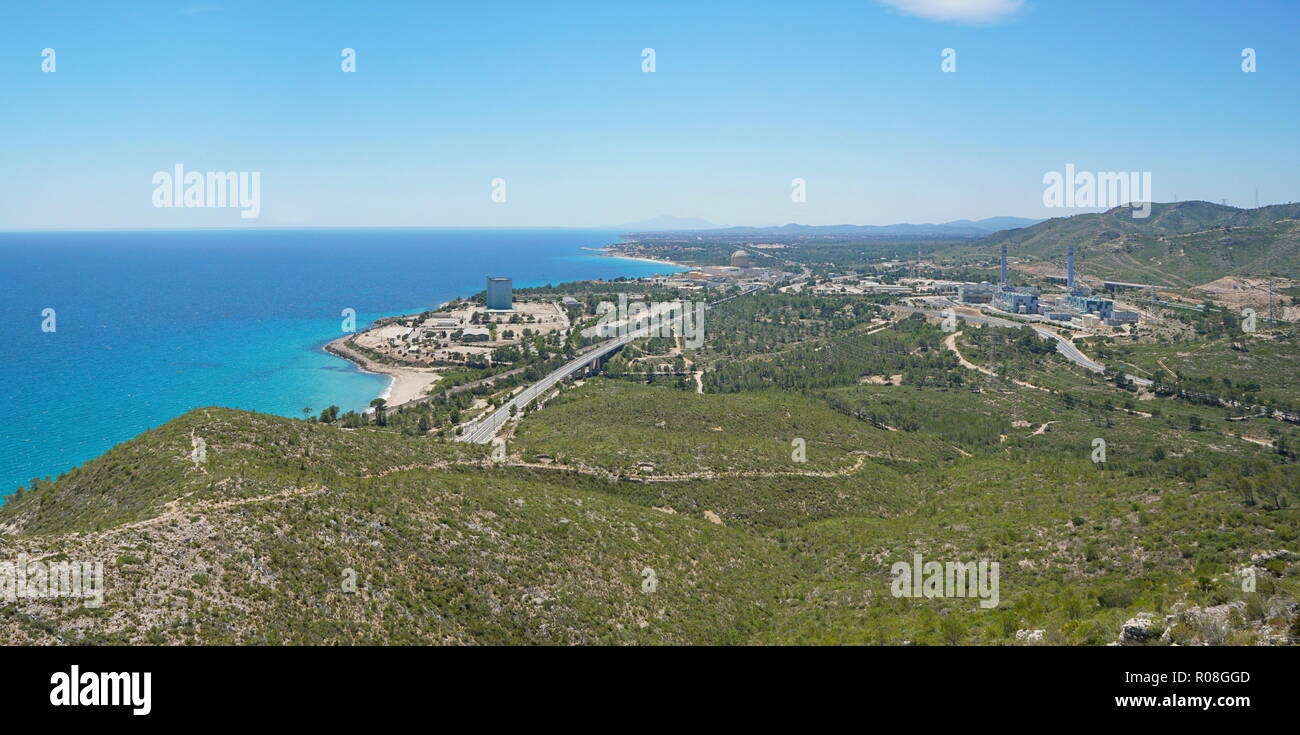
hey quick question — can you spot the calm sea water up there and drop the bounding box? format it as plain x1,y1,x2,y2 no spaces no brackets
0,228,682,496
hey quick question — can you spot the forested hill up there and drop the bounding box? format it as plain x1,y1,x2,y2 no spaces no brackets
950,201,1300,286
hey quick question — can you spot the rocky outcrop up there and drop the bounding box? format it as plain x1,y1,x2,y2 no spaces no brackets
1118,613,1161,645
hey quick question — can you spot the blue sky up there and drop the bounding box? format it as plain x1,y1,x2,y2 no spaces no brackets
1,0,1297,229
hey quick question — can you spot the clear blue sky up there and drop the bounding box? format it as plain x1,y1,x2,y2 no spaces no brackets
2,0,1297,229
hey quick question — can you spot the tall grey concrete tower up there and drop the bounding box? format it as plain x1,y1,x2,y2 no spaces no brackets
486,277,513,310
1000,244,1008,287
1066,246,1075,291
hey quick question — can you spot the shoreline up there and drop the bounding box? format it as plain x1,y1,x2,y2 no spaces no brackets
593,251,692,270
321,260,691,411
324,335,444,409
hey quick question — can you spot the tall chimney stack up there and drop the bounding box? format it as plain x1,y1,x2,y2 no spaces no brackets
1067,245,1075,290
1000,244,1008,287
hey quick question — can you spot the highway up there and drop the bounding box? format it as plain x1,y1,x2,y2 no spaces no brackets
457,284,772,444
456,274,1152,444
456,330,643,443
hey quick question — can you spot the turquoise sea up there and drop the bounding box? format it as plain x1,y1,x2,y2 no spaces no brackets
0,228,683,496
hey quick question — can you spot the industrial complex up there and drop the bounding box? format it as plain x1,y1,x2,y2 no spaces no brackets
958,244,1139,329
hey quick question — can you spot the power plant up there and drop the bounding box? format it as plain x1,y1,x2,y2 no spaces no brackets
958,242,1039,314
958,243,1137,327
990,243,1040,314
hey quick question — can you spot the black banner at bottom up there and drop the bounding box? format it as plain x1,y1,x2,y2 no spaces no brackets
5,644,1287,723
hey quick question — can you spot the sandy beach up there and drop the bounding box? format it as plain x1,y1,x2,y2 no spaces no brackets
324,335,443,408
597,252,691,270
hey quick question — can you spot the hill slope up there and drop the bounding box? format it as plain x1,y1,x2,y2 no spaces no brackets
0,408,792,645
3,295,1298,646
963,201,1300,285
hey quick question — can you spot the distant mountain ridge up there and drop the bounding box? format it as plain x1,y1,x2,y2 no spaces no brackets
622,216,1041,238
614,215,718,231
968,201,1300,286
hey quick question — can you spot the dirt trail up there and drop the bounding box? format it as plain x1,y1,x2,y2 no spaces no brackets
945,332,995,376
495,455,872,482
108,484,328,536
944,332,1052,392
1229,433,1274,448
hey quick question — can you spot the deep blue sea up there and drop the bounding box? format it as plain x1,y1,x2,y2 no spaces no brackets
0,229,683,496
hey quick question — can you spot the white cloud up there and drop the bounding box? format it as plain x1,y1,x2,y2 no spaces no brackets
878,0,1024,24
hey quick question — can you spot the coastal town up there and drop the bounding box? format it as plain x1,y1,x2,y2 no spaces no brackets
325,249,799,413
323,232,1300,446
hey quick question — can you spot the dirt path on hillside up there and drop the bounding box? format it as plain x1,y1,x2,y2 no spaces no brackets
105,484,329,536
944,332,1053,392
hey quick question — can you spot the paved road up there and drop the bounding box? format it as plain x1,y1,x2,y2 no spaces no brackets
456,331,642,443
906,304,1153,386
456,283,775,444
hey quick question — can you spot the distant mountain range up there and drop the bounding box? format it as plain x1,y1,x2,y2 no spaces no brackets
618,215,1042,236
613,215,718,231
968,201,1300,287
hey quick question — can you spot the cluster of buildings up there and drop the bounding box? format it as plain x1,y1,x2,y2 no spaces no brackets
956,245,1041,313
653,249,790,290
810,271,912,295
958,245,1139,328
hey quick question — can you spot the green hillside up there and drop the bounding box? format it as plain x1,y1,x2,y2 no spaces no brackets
0,408,792,645
951,201,1300,285
3,294,1297,646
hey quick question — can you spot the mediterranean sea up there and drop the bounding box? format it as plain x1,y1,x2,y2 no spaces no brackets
0,228,684,496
